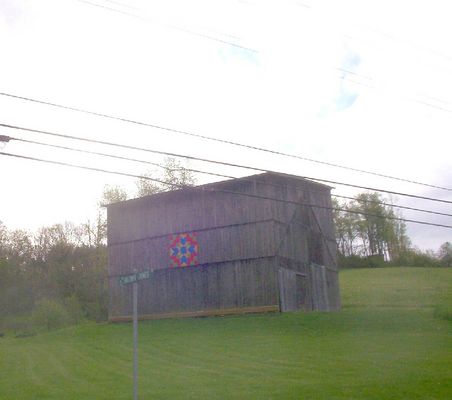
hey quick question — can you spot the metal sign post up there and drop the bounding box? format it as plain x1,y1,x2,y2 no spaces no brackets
119,269,153,400
133,278,138,400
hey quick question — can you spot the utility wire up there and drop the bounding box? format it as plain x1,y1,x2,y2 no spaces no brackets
2,122,452,205
14,137,169,174
294,0,452,63
7,134,452,219
97,0,242,41
82,0,408,106
102,0,138,10
76,0,257,53
332,194,452,218
1,91,450,192
73,0,452,118
1,150,451,230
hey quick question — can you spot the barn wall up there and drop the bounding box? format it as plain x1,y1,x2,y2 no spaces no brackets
325,268,341,311
276,212,310,263
109,257,279,320
108,220,287,276
278,267,311,312
107,173,331,251
267,178,339,311
309,264,329,310
108,186,281,247
307,263,341,311
307,191,337,268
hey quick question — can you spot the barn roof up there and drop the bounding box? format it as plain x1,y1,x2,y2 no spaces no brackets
106,172,332,209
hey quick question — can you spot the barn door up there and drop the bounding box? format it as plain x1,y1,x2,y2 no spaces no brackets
295,274,307,309
279,269,307,312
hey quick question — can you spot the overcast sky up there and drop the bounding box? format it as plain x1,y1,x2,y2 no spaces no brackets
1,0,451,251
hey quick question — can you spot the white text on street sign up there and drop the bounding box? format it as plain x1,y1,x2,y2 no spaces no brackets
119,270,153,286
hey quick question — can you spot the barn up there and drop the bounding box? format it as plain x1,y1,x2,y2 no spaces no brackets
107,172,340,322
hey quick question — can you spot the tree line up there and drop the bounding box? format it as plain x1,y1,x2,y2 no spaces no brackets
333,193,451,268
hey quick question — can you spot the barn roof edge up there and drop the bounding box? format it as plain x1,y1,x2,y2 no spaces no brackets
106,171,333,208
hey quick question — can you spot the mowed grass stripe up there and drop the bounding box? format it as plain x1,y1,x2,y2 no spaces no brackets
340,267,452,308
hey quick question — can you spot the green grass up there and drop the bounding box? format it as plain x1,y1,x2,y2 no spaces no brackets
1,267,451,399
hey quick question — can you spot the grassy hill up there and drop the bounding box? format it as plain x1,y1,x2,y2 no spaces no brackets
1,267,451,399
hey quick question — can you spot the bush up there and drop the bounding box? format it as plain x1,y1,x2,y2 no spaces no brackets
393,249,441,268
433,305,452,321
0,314,34,335
83,301,108,322
33,299,70,331
64,294,85,325
339,254,386,269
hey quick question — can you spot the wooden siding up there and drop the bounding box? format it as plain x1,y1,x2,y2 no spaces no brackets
107,173,330,247
278,268,311,312
108,220,286,276
110,305,279,322
307,264,340,311
108,258,279,320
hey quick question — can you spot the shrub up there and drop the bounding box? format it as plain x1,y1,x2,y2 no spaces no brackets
83,301,108,322
33,298,70,331
393,249,441,268
433,305,452,321
0,314,34,335
338,254,386,269
64,294,85,325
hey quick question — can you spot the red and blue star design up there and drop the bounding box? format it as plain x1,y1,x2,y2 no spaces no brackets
169,232,199,267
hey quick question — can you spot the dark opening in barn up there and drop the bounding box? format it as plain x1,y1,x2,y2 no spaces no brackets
107,172,340,321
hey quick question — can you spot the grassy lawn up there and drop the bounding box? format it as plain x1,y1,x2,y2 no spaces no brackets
0,267,451,399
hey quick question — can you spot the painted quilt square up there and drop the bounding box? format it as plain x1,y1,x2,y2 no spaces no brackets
169,232,199,267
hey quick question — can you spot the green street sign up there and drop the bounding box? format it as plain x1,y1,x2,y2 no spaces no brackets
137,270,152,281
119,270,153,286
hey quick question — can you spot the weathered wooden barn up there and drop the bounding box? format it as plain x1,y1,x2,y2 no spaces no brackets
107,172,340,321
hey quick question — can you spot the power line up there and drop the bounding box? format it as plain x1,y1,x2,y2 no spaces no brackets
358,23,452,63
303,11,452,112
69,0,452,118
85,0,441,112
98,0,243,41
299,0,452,63
102,0,138,10
6,134,452,219
76,0,257,53
88,1,364,86
1,91,451,192
2,122,452,206
338,73,452,115
333,194,452,218
1,150,451,230
14,136,168,173
264,1,452,109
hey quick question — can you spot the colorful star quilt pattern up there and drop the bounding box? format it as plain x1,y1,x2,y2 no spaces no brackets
169,232,199,267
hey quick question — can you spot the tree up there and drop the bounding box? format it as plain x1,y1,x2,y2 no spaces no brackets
438,242,452,267
332,199,360,257
135,157,196,197
0,227,34,318
333,192,411,265
135,170,161,197
0,221,7,257
161,157,196,188
94,185,129,245
100,185,128,205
